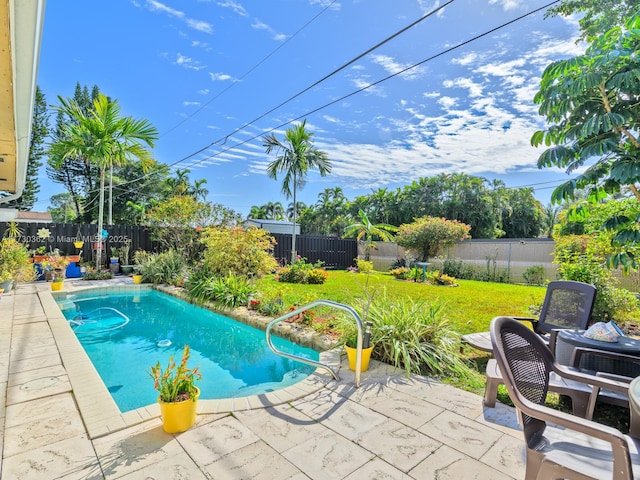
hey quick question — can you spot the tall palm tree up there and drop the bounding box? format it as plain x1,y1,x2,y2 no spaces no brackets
344,209,398,261
248,205,268,219
263,120,331,262
48,93,158,269
287,201,307,221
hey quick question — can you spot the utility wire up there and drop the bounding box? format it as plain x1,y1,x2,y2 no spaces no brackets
182,0,561,171
90,0,562,206
160,0,339,137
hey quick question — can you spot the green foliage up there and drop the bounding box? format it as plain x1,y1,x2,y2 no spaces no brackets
554,235,640,322
522,265,545,286
276,257,328,284
146,196,242,262
389,267,409,278
149,345,201,403
396,216,471,262
0,238,34,282
425,270,457,286
355,258,374,274
200,227,278,278
133,249,187,286
343,209,398,260
532,15,640,271
82,270,113,280
438,256,476,280
186,269,256,310
351,290,473,379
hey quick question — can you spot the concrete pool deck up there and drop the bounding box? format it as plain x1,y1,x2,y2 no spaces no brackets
0,278,527,479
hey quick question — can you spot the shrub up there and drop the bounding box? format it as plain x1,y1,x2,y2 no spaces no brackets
134,249,187,285
276,257,328,284
554,234,640,322
354,290,473,379
186,271,256,310
396,216,471,262
426,270,457,286
82,270,114,280
201,227,278,278
523,265,545,286
355,258,374,274
389,267,408,278
438,256,475,280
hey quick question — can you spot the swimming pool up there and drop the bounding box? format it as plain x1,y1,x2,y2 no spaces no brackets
55,289,318,412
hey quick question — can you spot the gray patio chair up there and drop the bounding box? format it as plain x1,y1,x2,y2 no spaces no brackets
490,315,639,480
479,280,597,411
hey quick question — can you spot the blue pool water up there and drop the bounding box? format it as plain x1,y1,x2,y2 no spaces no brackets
55,289,318,412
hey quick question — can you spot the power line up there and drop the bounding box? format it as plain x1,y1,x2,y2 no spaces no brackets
160,0,339,137
182,0,561,171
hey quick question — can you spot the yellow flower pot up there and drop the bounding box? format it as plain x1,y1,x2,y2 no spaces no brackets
158,387,199,433
51,281,63,291
133,274,143,284
345,345,374,372
74,241,84,249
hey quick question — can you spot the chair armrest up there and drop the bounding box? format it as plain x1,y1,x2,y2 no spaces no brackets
554,363,631,395
517,396,634,477
595,371,634,384
572,347,640,366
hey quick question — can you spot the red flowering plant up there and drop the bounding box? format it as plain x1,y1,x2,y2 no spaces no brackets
149,345,201,403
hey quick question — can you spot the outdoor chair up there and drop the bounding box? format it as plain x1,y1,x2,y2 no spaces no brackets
462,280,597,353
473,280,597,412
490,315,639,480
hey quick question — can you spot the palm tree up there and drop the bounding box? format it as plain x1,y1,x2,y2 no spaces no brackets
344,209,398,261
287,201,307,221
248,205,268,219
263,120,331,262
48,93,158,270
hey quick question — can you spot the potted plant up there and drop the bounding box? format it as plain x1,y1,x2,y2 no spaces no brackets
51,275,64,291
119,239,134,274
149,345,201,433
339,320,374,372
132,250,148,284
109,247,120,274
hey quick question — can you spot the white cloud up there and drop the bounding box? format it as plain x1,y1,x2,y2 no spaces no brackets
438,96,457,109
198,89,210,95
370,54,425,80
209,72,233,81
183,101,200,106
175,53,206,70
251,19,288,41
489,0,524,11
443,77,484,97
217,1,248,16
143,0,213,34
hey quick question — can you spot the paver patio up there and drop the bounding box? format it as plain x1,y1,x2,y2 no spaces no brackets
0,279,527,479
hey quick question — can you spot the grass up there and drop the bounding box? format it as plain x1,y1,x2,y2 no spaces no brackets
254,269,631,432
254,270,546,335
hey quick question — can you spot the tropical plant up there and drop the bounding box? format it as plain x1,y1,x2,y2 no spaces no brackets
276,257,328,284
0,238,34,282
48,93,158,270
531,14,640,272
263,119,331,263
343,209,398,261
396,216,471,262
133,249,187,285
200,226,277,278
186,270,256,310
149,345,201,403
353,290,473,379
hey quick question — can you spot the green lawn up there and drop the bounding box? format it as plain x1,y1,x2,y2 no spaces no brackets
255,269,546,335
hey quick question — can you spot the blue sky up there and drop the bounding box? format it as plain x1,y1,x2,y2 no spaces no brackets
35,0,583,216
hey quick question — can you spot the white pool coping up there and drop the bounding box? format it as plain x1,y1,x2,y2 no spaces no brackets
42,281,340,439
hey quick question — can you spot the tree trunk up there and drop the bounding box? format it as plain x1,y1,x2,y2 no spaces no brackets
96,169,106,271
291,172,297,264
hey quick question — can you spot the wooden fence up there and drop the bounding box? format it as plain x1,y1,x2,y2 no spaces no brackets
0,223,357,270
0,222,160,266
269,234,357,269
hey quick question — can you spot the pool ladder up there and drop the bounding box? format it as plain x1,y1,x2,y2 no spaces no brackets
265,299,366,387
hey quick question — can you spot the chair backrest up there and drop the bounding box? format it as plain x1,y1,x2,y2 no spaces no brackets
536,280,596,335
490,315,556,446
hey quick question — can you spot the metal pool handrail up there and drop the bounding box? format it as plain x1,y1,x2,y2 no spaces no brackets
265,299,366,387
